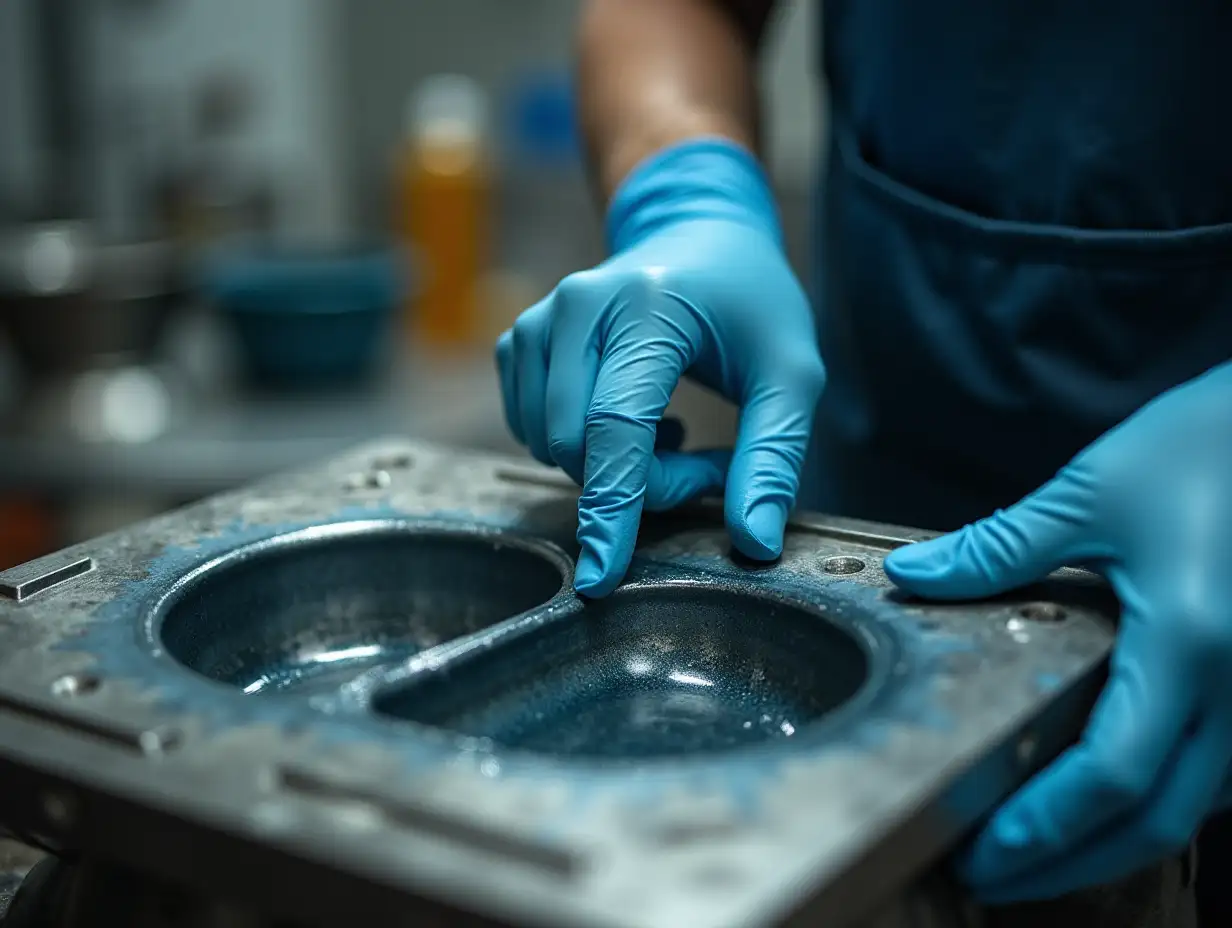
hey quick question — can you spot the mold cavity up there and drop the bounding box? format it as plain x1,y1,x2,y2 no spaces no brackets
156,525,565,697
375,584,873,760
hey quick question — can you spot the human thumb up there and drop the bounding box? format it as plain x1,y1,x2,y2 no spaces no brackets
883,472,1094,600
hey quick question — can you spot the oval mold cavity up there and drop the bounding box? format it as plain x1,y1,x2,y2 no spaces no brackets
374,584,877,760
155,524,566,696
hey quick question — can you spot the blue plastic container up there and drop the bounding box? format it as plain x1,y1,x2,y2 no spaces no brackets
206,249,403,390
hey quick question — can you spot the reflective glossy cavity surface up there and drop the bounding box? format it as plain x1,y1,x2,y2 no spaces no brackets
376,584,872,759
156,526,565,695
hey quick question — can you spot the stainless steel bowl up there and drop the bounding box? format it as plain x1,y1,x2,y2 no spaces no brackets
0,222,183,379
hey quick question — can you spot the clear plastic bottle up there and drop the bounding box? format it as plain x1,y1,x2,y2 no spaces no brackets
397,74,490,349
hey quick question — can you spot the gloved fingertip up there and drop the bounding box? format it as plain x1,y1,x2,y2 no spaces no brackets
738,500,787,560
882,536,960,589
573,556,608,597
957,811,1037,888
991,813,1035,850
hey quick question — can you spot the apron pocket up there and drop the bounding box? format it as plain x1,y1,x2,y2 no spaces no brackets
811,122,1232,522
835,124,1232,269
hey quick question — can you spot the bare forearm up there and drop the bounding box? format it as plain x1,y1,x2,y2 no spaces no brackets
578,0,776,201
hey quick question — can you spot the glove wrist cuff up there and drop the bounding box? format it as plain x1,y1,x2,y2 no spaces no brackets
604,138,784,254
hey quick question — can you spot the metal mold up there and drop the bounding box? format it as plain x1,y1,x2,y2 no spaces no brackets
0,690,181,756
0,440,1119,928
152,522,569,696
273,763,584,877
374,582,883,761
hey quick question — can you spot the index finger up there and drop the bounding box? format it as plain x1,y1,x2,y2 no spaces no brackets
573,286,699,596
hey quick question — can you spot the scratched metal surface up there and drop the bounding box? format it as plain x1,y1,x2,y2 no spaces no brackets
0,440,1117,928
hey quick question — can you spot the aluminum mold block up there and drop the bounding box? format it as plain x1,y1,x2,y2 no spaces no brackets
0,440,1116,928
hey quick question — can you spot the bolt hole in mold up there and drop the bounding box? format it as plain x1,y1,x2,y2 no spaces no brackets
346,470,392,491
822,555,866,576
375,583,887,760
51,673,101,698
371,451,413,470
152,523,569,697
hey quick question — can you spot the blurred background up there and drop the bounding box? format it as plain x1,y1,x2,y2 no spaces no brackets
0,0,821,568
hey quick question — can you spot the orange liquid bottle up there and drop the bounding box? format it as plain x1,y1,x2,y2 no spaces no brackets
398,76,490,350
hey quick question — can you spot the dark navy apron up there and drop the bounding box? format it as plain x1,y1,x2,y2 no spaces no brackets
802,0,1232,533
800,4,1232,922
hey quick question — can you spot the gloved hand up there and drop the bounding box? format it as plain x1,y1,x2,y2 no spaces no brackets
497,140,824,596
884,360,1232,902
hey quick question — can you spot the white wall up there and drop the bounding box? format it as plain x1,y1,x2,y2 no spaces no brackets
764,0,823,187
1,0,821,235
0,0,46,213
95,0,347,240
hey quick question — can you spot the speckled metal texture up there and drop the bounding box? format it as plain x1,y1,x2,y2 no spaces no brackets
0,439,1117,928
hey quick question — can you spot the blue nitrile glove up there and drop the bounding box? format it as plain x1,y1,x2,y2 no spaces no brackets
884,360,1232,903
496,139,824,596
